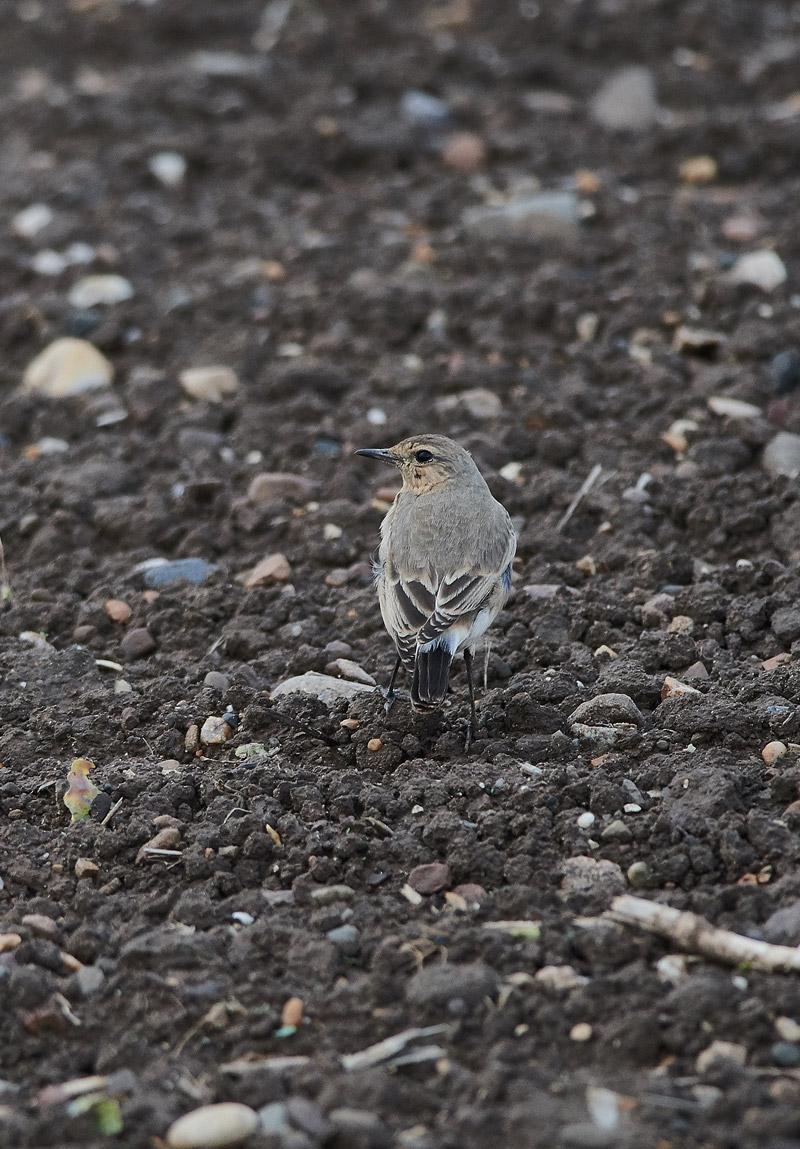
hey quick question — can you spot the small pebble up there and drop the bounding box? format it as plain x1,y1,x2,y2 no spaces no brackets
771,350,800,396
367,738,383,752
22,913,60,942
243,553,291,587
401,89,450,126
326,924,361,955
68,274,133,308
0,933,22,953
165,1102,259,1149
590,66,658,130
729,249,787,292
231,912,254,926
340,718,359,731
776,1016,800,1042
325,658,376,686
661,676,701,700
21,337,112,398
309,884,354,905
149,151,187,187
696,1040,746,1073
577,812,595,829
407,862,451,895
763,741,789,766
74,858,99,879
200,716,233,746
12,202,53,237
722,213,763,243
679,155,717,184
120,627,157,661
203,671,230,692
601,820,633,844
442,131,486,172
366,407,387,425
282,997,303,1028
179,366,239,403
764,431,800,478
626,861,652,888
772,1042,800,1068
570,1022,593,1042
143,559,217,589
707,395,761,419
104,599,132,624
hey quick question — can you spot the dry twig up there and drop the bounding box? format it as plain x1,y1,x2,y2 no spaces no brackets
608,894,800,973
556,463,603,533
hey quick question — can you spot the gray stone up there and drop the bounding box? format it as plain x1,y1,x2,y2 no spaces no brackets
328,1109,391,1149
762,900,800,945
144,559,218,588
590,66,659,131
569,693,643,728
271,672,375,707
258,1101,290,1134
246,472,316,504
75,964,106,996
601,820,633,844
400,90,450,126
764,432,800,478
203,671,230,691
326,924,361,955
285,1097,330,1140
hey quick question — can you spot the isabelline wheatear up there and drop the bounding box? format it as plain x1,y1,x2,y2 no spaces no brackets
356,434,516,736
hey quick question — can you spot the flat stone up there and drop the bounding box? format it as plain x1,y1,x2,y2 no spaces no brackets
243,553,291,587
68,275,133,308
326,924,361,955
772,606,800,644
203,671,230,691
166,1102,259,1148
462,191,579,242
569,692,643,728
21,337,113,398
246,472,316,504
407,862,451,895
707,395,762,418
600,819,633,844
324,658,376,686
143,559,218,588
21,913,60,942
590,66,659,130
120,627,157,660
179,366,239,403
309,884,354,905
271,672,375,707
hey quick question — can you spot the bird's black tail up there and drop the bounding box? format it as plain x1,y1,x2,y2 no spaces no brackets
411,644,453,711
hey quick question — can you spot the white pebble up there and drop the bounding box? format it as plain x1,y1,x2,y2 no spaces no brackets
623,803,642,813
65,242,95,265
149,151,187,187
776,1016,800,1042
277,342,303,357
500,462,522,482
179,366,239,403
166,1102,259,1149
323,523,342,540
31,249,66,276
729,249,787,292
577,812,595,829
12,202,53,237
200,716,233,746
762,740,788,766
34,437,69,454
366,407,387,425
569,1022,593,1042
21,337,113,398
707,395,762,419
231,911,254,926
68,274,133,308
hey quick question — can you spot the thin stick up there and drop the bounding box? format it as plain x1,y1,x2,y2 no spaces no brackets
261,701,344,753
608,894,800,974
101,798,123,827
0,533,11,600
556,463,602,533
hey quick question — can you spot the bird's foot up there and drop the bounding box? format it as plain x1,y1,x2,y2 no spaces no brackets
381,686,397,717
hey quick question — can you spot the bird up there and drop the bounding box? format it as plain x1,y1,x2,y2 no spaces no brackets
356,434,517,737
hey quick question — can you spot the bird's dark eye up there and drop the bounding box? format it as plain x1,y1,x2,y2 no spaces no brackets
415,449,433,463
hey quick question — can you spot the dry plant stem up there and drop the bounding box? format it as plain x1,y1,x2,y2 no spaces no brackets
263,702,343,752
556,463,603,533
609,894,800,973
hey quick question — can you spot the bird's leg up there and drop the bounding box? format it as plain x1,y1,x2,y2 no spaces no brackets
382,656,402,715
464,648,478,748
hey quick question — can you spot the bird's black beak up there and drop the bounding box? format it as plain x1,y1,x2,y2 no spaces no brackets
356,448,398,465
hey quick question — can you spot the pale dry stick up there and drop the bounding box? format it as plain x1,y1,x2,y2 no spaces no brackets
608,894,800,973
0,532,11,600
556,463,603,533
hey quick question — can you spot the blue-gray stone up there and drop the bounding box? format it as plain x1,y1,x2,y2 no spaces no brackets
144,559,217,588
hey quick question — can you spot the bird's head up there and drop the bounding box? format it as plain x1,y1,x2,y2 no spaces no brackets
356,434,476,493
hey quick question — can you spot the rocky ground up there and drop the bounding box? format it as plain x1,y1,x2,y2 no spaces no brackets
4,1,800,1146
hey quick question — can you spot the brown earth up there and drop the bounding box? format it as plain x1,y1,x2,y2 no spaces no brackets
3,2,800,1147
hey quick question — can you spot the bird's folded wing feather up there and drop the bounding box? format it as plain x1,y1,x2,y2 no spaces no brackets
382,527,516,647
